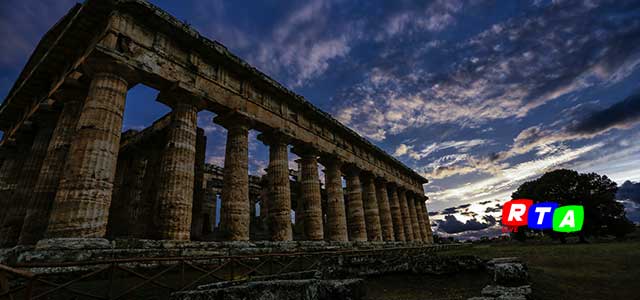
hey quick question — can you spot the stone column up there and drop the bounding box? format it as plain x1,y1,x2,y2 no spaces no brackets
203,187,218,234
420,199,434,244
0,121,55,247
19,96,84,245
407,192,422,242
155,102,198,240
0,144,28,226
260,132,292,241
387,184,405,242
297,150,323,241
46,64,132,239
258,179,269,232
361,173,382,241
416,197,428,242
217,114,250,241
191,128,206,240
398,188,414,241
321,158,348,242
125,157,148,237
344,166,367,241
375,178,394,241
250,192,258,229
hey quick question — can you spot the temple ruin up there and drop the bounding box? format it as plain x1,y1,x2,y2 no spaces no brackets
0,0,433,248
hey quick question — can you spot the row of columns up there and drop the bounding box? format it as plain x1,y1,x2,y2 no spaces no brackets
0,58,432,247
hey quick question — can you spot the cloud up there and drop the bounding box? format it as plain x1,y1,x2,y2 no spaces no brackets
617,181,640,204
436,214,496,234
427,143,603,207
395,139,487,161
248,0,357,87
570,91,640,134
333,0,640,141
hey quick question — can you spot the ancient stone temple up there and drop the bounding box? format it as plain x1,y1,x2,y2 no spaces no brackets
0,0,434,247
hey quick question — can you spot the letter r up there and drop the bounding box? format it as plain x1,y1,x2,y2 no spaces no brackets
502,199,532,227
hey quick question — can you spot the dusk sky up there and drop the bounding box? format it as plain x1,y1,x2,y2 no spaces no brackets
1,0,639,238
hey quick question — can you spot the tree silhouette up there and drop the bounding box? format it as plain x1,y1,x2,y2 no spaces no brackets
511,169,634,242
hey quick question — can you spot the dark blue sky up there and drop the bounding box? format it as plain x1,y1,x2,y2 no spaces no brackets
1,0,639,237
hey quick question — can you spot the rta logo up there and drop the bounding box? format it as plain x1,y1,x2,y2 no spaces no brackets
501,199,584,233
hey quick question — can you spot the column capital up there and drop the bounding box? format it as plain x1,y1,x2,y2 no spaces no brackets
214,110,253,130
360,170,376,182
257,129,292,146
291,142,320,158
375,177,387,185
318,153,343,168
80,55,139,85
157,84,207,111
342,163,361,177
51,79,88,105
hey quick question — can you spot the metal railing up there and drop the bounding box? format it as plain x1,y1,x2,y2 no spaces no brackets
0,244,464,300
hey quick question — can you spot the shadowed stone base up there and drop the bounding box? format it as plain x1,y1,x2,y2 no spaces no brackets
171,278,365,300
0,239,459,267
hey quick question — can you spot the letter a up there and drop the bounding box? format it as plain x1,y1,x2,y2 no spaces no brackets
553,205,584,233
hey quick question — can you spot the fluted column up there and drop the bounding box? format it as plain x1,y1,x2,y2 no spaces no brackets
260,132,292,241
297,151,323,240
154,102,198,240
0,146,26,226
191,128,206,240
361,173,382,241
259,182,269,232
321,158,348,242
344,166,367,241
126,157,149,237
47,67,130,238
420,199,434,244
0,122,55,247
375,178,394,241
415,198,428,242
217,114,250,241
387,184,405,242
398,188,414,241
407,192,422,242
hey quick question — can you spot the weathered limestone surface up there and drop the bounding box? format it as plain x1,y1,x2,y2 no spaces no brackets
0,123,55,247
263,134,292,241
171,279,366,300
418,200,433,244
204,187,218,234
345,168,367,241
416,198,428,242
123,157,149,234
0,145,31,234
421,201,434,244
0,146,26,226
323,159,348,242
407,194,422,242
191,128,206,239
387,184,405,242
299,154,323,241
361,174,382,241
218,116,250,241
155,103,198,240
46,72,128,238
398,189,414,241
375,179,394,241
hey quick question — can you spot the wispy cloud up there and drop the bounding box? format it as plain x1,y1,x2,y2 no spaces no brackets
334,0,640,141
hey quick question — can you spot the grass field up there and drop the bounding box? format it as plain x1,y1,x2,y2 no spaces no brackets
366,234,640,300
